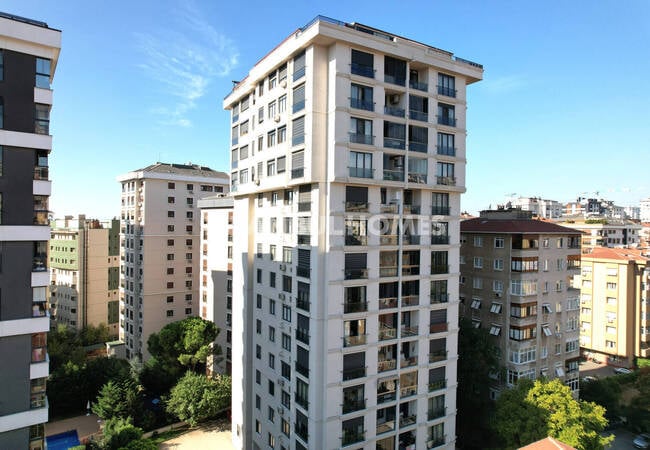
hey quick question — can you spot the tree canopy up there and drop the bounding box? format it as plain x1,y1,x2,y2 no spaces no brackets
492,378,613,450
165,371,231,426
92,378,142,421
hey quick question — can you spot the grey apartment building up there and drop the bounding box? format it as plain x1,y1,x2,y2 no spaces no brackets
460,209,582,398
0,11,61,450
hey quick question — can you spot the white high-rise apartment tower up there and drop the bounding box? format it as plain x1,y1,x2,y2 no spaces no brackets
117,163,229,360
224,16,482,450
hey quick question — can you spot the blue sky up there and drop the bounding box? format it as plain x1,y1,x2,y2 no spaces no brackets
5,0,650,218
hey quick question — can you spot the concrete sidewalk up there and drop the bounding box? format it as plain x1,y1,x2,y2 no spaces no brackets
46,413,101,441
159,419,234,450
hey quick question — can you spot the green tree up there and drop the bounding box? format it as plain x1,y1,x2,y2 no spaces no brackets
492,378,613,450
142,317,220,394
101,417,142,450
48,324,85,372
92,379,142,421
456,318,501,449
121,439,158,450
579,377,622,415
165,372,231,426
80,323,111,346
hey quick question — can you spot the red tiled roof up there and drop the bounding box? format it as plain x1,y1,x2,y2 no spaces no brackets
583,247,650,262
461,218,583,234
519,437,576,450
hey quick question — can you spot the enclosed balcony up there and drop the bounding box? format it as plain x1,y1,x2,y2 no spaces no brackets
343,352,366,381
399,400,418,427
342,417,365,446
407,158,428,184
342,385,365,414
377,377,398,404
378,344,398,372
350,97,374,112
409,67,428,92
431,251,449,275
33,242,48,272
376,405,397,435
344,286,368,313
379,313,398,340
429,366,447,392
402,251,420,276
379,282,398,310
383,154,405,182
401,311,419,337
380,251,398,277
343,319,367,347
384,55,406,86
345,219,368,246
400,371,418,398
383,121,406,149
431,222,450,245
430,310,448,334
429,338,447,363
400,341,418,368
348,166,374,179
428,395,446,420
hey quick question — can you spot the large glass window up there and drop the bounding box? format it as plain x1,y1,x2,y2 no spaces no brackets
350,117,373,145
35,58,51,88
384,55,406,86
348,151,373,178
350,83,373,111
351,49,374,78
34,104,50,135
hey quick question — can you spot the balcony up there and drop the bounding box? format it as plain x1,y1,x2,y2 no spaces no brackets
429,322,448,334
437,116,457,127
402,234,421,245
377,359,397,372
33,211,49,225
384,105,405,118
350,98,374,111
401,295,419,307
402,204,420,214
349,133,374,145
431,206,451,215
345,234,368,246
379,326,397,340
296,328,310,344
431,265,449,275
437,85,457,97
430,293,449,304
436,145,456,157
428,407,446,421
429,350,447,363
429,379,447,392
383,136,406,150
409,110,428,122
34,166,49,180
408,140,428,152
400,355,418,369
348,167,374,179
431,235,450,245
33,255,47,272
295,422,308,442
296,361,309,378
407,173,427,184
342,429,365,446
380,235,399,246
344,301,368,314
296,297,310,311
379,266,398,277
400,411,417,427
436,176,456,186
379,297,398,309
298,201,311,212
296,392,309,410
383,169,405,182
345,201,369,212
401,326,418,337
427,436,446,449
400,384,417,398
342,398,366,414
343,334,367,347
351,63,374,78
384,74,406,86
410,80,428,91
342,367,366,381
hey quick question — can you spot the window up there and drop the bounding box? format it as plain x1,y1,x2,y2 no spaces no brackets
473,257,483,269
494,237,504,248
270,245,276,261
489,325,501,336
437,103,456,127
35,58,51,88
269,353,275,369
267,160,276,176
350,83,373,111
167,296,174,303
351,49,374,78
493,259,504,271
282,333,291,350
278,126,287,144
282,305,291,322
490,303,502,314
493,280,504,292
472,277,483,289
436,132,455,156
473,236,483,247
269,326,275,342
269,299,276,314
348,151,373,178
349,117,373,145
277,156,286,173
437,73,456,97
35,104,50,135
283,217,292,234
278,94,287,113
470,298,481,309
292,116,305,146
166,310,174,317
256,269,262,284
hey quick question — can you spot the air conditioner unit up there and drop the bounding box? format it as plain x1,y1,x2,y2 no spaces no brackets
280,79,287,88
255,179,260,185
389,94,400,104
280,264,286,271
274,114,281,122
279,293,286,300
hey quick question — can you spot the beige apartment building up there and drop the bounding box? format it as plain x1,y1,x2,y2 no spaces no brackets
50,215,121,336
197,195,234,375
557,218,641,250
460,209,582,396
224,15,482,450
579,247,650,367
117,163,229,360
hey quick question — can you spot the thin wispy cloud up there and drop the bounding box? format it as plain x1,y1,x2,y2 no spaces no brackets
135,2,238,127
482,74,527,94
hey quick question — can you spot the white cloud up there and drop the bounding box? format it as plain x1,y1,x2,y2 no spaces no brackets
136,1,239,127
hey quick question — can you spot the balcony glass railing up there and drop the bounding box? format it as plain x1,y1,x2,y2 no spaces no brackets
345,201,369,212
400,356,418,369
400,384,417,398
343,335,367,347
407,173,427,184
383,169,405,182
401,294,419,306
409,110,428,122
384,74,406,86
410,80,428,91
428,379,447,392
345,234,368,246
379,326,397,340
408,141,427,152
291,168,305,179
427,436,446,449
379,266,398,277
384,106,405,118
348,167,374,178
342,398,366,414
344,300,368,314
437,85,457,97
381,203,398,213
380,235,399,245
377,359,397,372
400,413,417,427
431,206,451,215
403,234,421,245
342,367,366,381
351,63,374,78
437,116,456,127
377,389,396,404
401,326,418,337
430,293,449,304
379,297,398,309
342,430,365,446
402,204,421,214
383,136,406,149
436,176,456,186
436,145,456,157
431,235,450,245
429,322,448,334
429,350,447,363
350,98,374,111
349,133,374,145
428,407,446,421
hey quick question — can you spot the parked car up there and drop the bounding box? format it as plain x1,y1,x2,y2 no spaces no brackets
633,433,650,449
582,376,598,383
614,367,632,375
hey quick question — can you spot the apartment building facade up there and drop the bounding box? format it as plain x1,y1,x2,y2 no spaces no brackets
459,210,582,397
557,219,641,250
579,247,650,367
508,197,563,219
50,215,120,336
117,163,229,360
197,195,234,375
0,11,61,449
224,16,482,450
